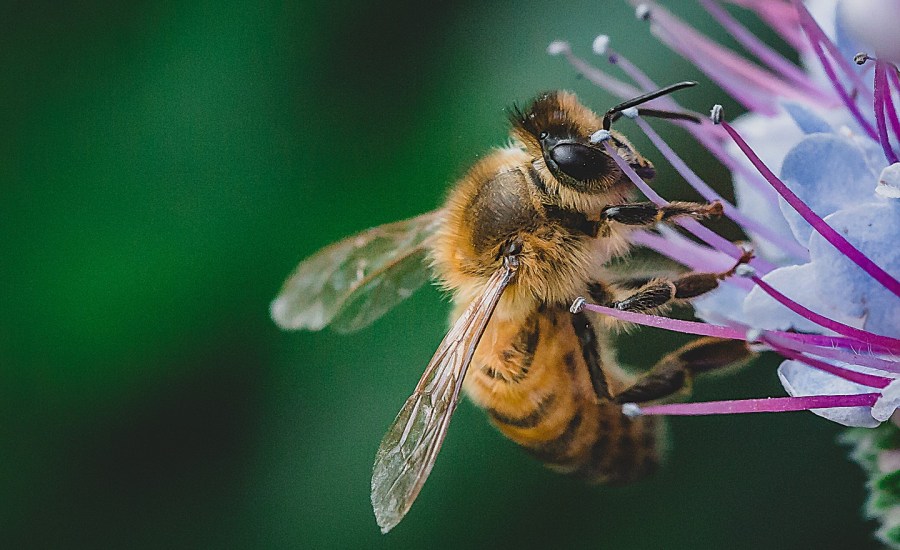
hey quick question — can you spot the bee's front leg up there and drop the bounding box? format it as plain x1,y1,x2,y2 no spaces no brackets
601,200,723,227
589,250,752,314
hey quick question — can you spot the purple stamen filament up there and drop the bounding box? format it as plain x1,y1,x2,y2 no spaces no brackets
578,298,897,355
566,43,777,205
633,116,809,260
601,140,775,272
721,120,900,298
731,0,808,53
553,46,642,100
631,393,879,416
700,0,831,104
874,61,900,164
642,1,813,113
749,274,900,351
580,301,747,340
795,3,878,140
763,332,900,375
793,2,872,102
764,339,893,389
885,65,900,146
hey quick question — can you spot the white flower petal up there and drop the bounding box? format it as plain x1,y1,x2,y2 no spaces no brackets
777,360,881,427
876,163,900,199
872,379,900,422
692,282,750,326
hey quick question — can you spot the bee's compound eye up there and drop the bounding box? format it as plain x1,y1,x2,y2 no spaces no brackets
549,142,610,182
538,131,549,140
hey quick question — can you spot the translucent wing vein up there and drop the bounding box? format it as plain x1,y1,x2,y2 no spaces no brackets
370,262,517,533
270,211,441,333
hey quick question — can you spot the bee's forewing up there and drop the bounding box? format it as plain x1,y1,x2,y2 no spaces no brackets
270,211,441,332
371,262,517,534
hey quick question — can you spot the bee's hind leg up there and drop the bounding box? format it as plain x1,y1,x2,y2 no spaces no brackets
583,251,755,404
613,337,753,404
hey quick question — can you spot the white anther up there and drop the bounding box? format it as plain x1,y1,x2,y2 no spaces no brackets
622,403,643,417
710,104,723,124
570,297,586,314
589,129,611,144
735,264,756,278
635,4,651,20
592,35,610,56
547,41,571,56
622,106,639,119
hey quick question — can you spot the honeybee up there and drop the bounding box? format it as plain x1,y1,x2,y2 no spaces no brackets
271,83,751,533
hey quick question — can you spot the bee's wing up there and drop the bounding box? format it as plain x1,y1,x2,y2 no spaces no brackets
270,211,442,333
371,261,517,534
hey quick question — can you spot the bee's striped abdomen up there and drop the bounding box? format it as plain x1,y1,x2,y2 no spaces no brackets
464,307,663,484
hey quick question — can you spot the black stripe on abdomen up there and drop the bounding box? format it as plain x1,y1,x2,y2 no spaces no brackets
488,393,556,428
524,410,583,464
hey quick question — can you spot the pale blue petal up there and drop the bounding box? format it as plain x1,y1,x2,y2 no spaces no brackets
779,133,882,245
809,200,900,337
742,263,865,332
782,102,832,134
777,359,880,427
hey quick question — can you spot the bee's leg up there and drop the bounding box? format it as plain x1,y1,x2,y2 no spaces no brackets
571,309,610,400
601,201,723,227
592,250,753,314
606,272,717,313
613,337,753,404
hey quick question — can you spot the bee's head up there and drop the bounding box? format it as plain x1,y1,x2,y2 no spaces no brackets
509,91,654,198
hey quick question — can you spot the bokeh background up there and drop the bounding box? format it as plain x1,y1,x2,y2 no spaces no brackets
1,1,879,548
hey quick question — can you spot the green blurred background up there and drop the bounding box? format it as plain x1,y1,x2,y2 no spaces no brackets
0,1,878,548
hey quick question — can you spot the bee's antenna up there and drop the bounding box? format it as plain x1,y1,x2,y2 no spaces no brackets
602,81,698,130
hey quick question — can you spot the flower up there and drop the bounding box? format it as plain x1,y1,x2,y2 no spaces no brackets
553,0,900,544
